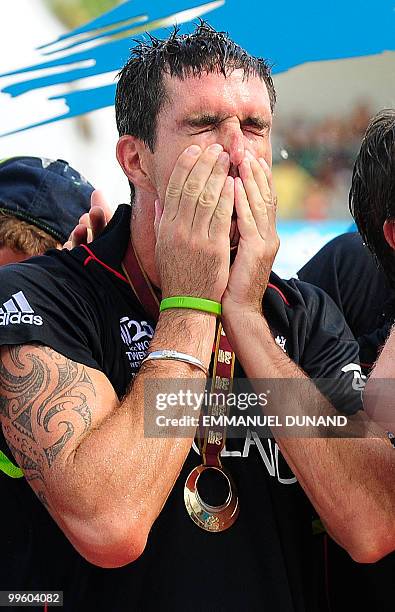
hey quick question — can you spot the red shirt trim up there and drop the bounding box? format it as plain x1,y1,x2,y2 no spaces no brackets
81,244,128,283
267,282,290,306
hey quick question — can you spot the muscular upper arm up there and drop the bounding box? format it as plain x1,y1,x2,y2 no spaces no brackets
0,344,119,511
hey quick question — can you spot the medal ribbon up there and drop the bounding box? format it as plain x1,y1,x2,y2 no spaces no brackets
199,324,236,468
122,240,160,321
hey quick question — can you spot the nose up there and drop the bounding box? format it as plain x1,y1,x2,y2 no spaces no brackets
218,121,245,168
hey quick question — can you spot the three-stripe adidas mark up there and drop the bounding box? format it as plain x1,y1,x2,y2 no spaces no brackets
0,291,43,326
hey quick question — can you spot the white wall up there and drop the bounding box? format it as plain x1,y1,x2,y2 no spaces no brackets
0,0,129,209
274,51,395,120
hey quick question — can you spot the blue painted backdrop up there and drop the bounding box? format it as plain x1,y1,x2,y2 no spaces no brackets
1,0,394,135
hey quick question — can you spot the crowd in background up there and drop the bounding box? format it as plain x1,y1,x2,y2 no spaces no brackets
272,103,372,220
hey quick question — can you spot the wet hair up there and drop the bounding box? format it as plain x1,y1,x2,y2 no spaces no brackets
115,21,276,198
349,109,395,285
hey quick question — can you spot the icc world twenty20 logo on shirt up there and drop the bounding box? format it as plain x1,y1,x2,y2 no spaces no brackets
119,316,154,370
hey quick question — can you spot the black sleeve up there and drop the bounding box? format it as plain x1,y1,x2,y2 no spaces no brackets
0,262,103,371
293,279,364,415
358,322,392,371
297,232,390,339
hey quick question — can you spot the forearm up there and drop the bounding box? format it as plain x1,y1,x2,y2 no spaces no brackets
0,310,215,566
224,311,395,562
56,309,215,561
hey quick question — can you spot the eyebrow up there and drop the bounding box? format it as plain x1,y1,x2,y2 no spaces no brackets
180,113,271,131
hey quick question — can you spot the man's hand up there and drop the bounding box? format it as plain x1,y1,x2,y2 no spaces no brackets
63,190,112,250
155,144,234,301
222,154,279,319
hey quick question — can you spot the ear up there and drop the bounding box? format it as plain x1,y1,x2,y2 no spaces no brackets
116,135,157,194
383,220,395,250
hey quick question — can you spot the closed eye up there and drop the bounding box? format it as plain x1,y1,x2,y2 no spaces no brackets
191,126,267,136
243,128,266,136
190,127,216,135
242,123,270,137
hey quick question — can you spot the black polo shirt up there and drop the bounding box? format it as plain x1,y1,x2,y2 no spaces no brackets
298,232,395,373
0,205,362,612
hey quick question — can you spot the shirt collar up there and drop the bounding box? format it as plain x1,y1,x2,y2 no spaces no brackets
72,203,131,274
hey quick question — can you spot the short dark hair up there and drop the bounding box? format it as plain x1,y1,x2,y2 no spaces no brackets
115,21,276,196
349,109,395,285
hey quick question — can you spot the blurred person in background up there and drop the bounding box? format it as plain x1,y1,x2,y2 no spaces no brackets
273,103,372,220
299,109,395,611
0,156,111,265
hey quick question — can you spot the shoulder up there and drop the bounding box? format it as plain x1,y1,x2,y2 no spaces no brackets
267,273,359,357
299,233,365,274
264,272,355,351
286,275,354,337
298,232,381,287
0,248,85,287
0,251,96,315
0,254,105,371
265,272,338,319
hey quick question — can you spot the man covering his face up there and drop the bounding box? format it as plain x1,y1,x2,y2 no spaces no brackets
0,23,393,612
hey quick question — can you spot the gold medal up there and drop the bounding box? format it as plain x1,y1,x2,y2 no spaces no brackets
184,464,239,532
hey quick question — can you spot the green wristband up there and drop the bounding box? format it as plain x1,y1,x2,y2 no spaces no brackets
160,296,222,316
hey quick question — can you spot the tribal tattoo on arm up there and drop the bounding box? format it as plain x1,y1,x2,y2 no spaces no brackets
0,345,96,508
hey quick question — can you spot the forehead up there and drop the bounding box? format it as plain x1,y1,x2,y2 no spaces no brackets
162,68,272,122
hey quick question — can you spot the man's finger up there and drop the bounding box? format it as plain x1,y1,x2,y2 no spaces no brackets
234,177,258,239
91,189,113,222
239,157,267,221
257,156,274,193
79,212,90,226
154,199,164,240
249,156,272,204
177,143,223,226
164,145,202,221
193,151,230,235
257,158,277,234
209,175,234,239
244,156,276,238
89,206,107,241
71,225,88,249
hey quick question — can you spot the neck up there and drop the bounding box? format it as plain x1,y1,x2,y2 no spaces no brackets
130,193,161,289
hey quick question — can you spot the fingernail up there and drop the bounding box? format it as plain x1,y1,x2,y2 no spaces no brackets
208,144,223,154
218,151,229,165
186,145,201,156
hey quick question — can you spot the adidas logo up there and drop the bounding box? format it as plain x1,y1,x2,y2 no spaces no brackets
0,291,43,326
